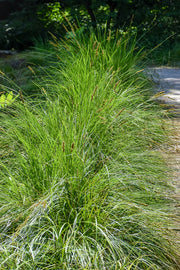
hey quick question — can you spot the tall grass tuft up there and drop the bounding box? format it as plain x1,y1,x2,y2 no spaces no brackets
0,28,179,269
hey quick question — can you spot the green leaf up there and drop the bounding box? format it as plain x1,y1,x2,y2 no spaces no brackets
6,91,13,106
0,94,6,108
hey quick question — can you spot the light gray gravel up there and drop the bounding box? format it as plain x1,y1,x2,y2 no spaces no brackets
147,67,180,105
149,67,180,235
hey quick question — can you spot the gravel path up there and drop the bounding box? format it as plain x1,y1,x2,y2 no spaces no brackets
148,67,180,114
149,67,180,240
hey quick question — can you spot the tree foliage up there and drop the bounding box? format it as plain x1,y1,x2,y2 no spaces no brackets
0,0,179,49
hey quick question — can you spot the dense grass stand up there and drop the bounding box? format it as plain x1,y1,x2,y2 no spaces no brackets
0,29,179,269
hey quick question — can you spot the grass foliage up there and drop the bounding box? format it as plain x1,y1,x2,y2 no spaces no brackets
0,29,179,269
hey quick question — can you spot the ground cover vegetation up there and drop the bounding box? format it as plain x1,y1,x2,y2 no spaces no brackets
0,27,180,269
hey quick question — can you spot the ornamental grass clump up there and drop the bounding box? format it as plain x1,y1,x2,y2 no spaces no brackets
0,28,179,269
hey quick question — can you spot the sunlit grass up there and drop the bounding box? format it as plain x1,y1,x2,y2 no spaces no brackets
0,29,179,269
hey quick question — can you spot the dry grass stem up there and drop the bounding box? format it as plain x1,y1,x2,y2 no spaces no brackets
19,90,24,103
91,85,98,101
116,108,125,117
28,66,35,75
62,141,65,152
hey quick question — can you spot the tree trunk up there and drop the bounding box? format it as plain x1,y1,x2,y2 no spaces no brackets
107,0,117,30
84,0,97,28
